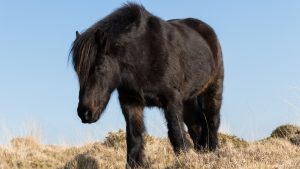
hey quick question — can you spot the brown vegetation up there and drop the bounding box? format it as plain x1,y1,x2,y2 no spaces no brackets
1,125,300,169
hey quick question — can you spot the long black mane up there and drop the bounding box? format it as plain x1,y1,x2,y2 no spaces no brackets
71,3,146,84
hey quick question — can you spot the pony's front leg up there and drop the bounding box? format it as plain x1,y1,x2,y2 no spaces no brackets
119,97,145,168
164,99,188,153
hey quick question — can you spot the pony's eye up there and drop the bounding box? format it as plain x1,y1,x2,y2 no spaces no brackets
95,66,102,71
110,43,124,56
115,42,122,47
111,43,119,50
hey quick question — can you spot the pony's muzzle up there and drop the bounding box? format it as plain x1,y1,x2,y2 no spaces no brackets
77,105,98,123
83,110,93,122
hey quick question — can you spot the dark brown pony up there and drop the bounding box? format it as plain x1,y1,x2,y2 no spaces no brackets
71,3,224,168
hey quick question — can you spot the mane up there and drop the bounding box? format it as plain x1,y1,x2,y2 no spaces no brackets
71,3,147,84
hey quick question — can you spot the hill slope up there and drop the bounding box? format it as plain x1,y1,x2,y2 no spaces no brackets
0,125,300,169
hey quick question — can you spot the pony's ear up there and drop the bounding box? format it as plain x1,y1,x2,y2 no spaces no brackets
76,31,80,38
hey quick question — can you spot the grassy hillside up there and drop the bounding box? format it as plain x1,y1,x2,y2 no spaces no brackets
0,125,300,169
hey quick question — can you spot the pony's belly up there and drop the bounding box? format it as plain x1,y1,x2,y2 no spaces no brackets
144,95,163,107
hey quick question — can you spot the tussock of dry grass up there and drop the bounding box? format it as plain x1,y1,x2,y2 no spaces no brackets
1,125,300,169
271,124,300,146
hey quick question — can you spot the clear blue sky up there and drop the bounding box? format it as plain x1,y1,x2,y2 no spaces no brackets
0,0,299,144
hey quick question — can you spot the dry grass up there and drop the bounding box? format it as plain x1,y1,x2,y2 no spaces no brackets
1,125,300,169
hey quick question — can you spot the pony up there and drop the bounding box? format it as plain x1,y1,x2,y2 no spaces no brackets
71,3,224,168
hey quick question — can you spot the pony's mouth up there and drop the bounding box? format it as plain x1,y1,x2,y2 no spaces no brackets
80,114,99,124
78,107,101,124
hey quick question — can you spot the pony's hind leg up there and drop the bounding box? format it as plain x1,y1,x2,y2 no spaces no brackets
183,99,203,151
197,75,223,151
163,92,189,153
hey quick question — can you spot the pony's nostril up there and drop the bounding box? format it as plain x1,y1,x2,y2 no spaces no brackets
84,111,93,120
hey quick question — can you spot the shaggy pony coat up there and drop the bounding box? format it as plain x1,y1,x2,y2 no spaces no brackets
71,3,224,168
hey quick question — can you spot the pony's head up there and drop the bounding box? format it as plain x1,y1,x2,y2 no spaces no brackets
71,30,120,123
71,3,144,123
